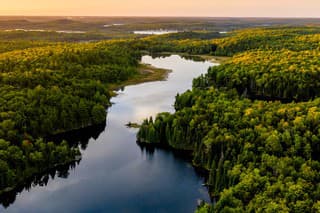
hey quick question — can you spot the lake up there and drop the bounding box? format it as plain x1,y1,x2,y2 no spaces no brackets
1,55,217,213
133,30,179,35
4,29,85,34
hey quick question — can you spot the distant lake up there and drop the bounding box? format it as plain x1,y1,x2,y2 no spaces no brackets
4,29,85,34
1,55,218,213
133,30,179,35
103,23,125,27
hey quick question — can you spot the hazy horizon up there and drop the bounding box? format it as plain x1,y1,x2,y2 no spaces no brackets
1,15,320,19
1,0,320,18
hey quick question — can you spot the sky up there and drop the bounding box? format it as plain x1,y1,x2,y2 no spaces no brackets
1,0,320,17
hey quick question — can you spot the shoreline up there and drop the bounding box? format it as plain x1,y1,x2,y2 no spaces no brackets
0,60,171,199
0,53,208,199
146,51,230,64
47,62,171,137
0,156,81,197
109,62,171,95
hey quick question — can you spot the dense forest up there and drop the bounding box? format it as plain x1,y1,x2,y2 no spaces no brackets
0,40,141,194
1,23,320,211
212,27,320,55
137,27,320,212
134,27,320,56
205,49,320,101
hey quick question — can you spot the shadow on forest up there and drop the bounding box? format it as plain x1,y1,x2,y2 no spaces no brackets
0,122,106,208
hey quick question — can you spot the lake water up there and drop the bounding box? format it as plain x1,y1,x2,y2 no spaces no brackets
103,24,125,27
133,30,179,35
1,55,217,213
4,29,85,34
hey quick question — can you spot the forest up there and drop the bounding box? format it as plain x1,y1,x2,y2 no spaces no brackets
0,39,141,194
137,27,320,212
1,23,320,211
133,27,320,56
205,49,320,101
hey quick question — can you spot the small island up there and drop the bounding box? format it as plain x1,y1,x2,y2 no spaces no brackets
126,122,141,128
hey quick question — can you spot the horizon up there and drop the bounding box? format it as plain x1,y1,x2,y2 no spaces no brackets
1,15,320,19
1,0,320,17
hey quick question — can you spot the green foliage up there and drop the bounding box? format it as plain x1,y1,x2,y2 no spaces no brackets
0,40,139,139
213,27,320,56
138,87,320,212
205,49,320,101
0,138,79,191
132,27,320,57
155,31,223,41
92,104,106,125
137,27,320,212
2,25,320,210
132,37,217,55
196,203,212,213
0,40,140,192
0,30,117,44
0,40,52,54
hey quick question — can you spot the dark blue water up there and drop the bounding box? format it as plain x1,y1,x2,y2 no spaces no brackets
1,55,217,213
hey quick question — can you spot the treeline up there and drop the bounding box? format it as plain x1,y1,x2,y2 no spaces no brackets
133,27,320,57
0,122,106,208
201,49,320,101
137,27,320,212
0,40,140,194
213,27,320,56
138,89,320,212
153,31,223,41
133,37,217,55
0,158,79,208
0,139,80,194
0,30,131,44
0,40,53,54
0,41,140,138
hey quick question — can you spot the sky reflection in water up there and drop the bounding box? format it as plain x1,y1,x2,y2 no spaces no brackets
2,55,217,213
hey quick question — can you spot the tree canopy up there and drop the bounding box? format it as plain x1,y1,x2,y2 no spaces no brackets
137,27,320,212
0,40,140,195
